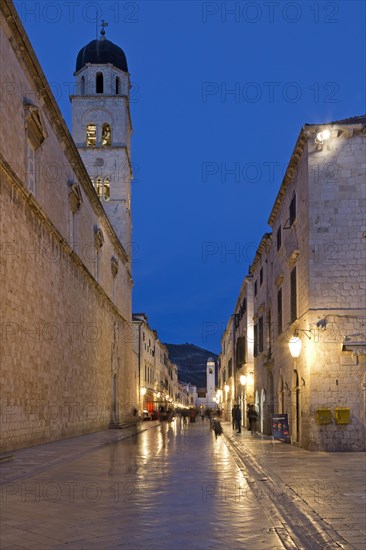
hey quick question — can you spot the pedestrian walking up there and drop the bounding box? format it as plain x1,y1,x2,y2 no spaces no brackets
249,406,258,435
246,404,252,432
232,404,237,429
235,405,242,433
212,418,223,440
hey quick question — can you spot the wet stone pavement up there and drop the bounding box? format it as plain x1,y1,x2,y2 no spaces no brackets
1,420,284,550
1,419,365,549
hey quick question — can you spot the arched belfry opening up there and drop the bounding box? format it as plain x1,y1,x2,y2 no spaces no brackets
96,72,104,93
102,123,111,146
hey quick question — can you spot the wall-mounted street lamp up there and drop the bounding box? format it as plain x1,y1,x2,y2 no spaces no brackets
240,375,247,386
315,129,330,144
224,384,230,394
289,334,302,358
288,328,314,358
140,387,147,396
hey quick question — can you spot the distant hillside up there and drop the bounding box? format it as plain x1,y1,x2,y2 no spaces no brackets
165,343,218,388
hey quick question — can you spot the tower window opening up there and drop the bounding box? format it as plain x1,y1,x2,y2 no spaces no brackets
96,72,104,93
102,124,111,146
86,124,96,147
116,77,120,95
96,177,103,199
104,177,110,201
93,176,110,201
81,76,85,95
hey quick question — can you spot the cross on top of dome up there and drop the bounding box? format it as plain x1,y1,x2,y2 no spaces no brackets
100,19,108,41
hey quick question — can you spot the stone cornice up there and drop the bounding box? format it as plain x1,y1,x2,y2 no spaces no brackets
234,275,253,313
249,233,272,275
0,155,132,322
1,0,132,269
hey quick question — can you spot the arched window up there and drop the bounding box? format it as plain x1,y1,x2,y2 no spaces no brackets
86,124,96,147
96,177,103,199
81,76,85,95
104,177,110,201
102,124,111,147
116,77,120,95
96,72,103,93
93,176,110,201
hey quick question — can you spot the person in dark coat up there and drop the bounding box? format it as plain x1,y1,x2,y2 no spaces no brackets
249,405,258,435
232,404,237,429
212,419,223,440
235,405,242,433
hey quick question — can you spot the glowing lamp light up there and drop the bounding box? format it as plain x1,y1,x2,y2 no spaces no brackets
240,375,247,386
140,387,147,396
316,129,331,144
289,335,302,358
224,384,230,394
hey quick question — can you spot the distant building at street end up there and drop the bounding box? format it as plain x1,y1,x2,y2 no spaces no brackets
219,116,366,451
196,358,218,409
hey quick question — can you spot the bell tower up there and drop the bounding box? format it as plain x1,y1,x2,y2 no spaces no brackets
206,357,216,406
71,23,132,254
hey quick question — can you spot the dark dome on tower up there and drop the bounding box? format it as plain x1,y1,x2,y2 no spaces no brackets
76,39,128,73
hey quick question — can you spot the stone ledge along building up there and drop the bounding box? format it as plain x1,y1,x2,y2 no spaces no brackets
0,0,137,452
219,116,366,451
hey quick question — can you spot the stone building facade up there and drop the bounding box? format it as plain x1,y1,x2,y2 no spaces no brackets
132,314,184,415
0,0,136,451
219,275,255,425
219,116,366,451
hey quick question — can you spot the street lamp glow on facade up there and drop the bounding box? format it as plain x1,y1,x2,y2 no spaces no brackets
140,387,147,396
224,384,230,394
240,375,247,386
289,334,302,358
316,129,331,144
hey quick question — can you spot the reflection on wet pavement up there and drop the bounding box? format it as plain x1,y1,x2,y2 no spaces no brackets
1,420,284,549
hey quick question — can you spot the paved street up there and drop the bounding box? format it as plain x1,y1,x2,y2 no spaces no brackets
1,420,365,549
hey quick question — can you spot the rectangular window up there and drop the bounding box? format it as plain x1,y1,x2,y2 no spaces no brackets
260,267,263,286
289,193,296,226
253,324,258,357
236,336,246,366
277,288,283,335
228,358,232,378
277,226,282,250
258,316,264,353
290,267,297,322
254,280,258,296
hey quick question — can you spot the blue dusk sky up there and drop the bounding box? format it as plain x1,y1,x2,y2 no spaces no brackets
14,0,365,354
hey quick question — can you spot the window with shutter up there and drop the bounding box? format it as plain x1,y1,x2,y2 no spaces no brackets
290,267,297,322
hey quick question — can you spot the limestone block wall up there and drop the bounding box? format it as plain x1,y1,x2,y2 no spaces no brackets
0,2,136,452
308,132,366,310
304,130,366,450
1,169,136,452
